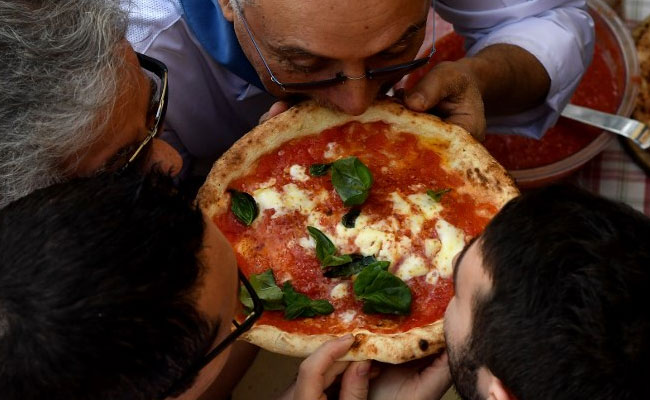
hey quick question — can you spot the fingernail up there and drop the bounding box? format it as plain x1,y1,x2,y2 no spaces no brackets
407,93,425,109
357,361,371,377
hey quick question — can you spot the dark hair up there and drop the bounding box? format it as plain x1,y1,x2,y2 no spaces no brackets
471,184,650,400
0,171,214,400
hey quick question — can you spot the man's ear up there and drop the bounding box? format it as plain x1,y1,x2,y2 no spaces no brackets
477,367,515,400
217,0,235,22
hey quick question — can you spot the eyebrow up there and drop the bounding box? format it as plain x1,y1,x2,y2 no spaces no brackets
452,236,479,292
268,18,427,60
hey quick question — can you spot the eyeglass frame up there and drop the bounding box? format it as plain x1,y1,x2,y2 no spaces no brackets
161,269,264,398
120,52,169,172
231,0,436,92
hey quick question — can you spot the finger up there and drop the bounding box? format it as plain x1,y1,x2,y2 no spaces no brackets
404,63,486,140
294,335,355,400
259,101,290,124
416,351,452,398
404,61,464,112
340,361,371,400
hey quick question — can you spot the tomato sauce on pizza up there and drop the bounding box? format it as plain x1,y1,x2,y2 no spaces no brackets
199,100,518,362
215,121,495,334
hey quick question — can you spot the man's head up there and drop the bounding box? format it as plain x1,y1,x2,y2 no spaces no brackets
219,0,430,115
0,0,182,208
0,172,239,400
444,185,650,400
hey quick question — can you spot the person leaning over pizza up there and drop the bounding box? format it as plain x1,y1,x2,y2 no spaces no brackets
123,0,594,178
363,185,650,400
0,0,184,208
0,171,374,400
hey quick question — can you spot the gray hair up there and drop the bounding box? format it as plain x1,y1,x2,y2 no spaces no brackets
0,0,127,207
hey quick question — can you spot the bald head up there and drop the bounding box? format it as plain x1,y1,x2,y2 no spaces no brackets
221,0,430,115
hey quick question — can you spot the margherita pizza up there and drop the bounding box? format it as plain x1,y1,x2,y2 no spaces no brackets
197,100,518,363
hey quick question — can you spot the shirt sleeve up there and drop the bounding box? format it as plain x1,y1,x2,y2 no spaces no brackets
437,0,595,139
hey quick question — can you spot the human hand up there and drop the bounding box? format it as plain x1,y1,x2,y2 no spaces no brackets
368,351,451,400
404,60,486,141
279,335,371,400
259,101,291,124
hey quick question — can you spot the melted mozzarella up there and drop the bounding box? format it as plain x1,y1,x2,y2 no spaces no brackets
396,255,429,281
424,238,442,258
253,187,283,213
253,184,317,219
407,214,425,235
426,269,440,285
324,142,338,159
407,193,443,219
289,165,309,182
330,282,350,300
434,219,467,277
252,179,468,286
390,192,412,215
298,236,315,250
355,228,393,256
340,310,356,323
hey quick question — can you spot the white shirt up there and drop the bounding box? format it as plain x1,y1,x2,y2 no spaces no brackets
123,0,594,177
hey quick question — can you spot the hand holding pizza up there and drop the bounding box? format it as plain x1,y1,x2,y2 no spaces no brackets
404,60,486,141
280,335,371,400
368,351,452,400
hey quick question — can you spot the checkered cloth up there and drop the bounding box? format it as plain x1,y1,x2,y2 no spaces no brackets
573,139,650,215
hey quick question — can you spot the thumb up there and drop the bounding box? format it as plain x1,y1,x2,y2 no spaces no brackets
340,360,371,400
417,351,452,398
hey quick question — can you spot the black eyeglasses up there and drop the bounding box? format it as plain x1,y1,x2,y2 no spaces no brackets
120,53,169,172
232,0,436,92
161,270,263,398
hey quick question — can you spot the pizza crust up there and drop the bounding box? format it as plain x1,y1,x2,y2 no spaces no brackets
242,320,444,363
198,99,518,363
198,99,518,218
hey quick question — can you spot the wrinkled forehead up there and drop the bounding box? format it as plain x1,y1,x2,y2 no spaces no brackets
245,0,429,58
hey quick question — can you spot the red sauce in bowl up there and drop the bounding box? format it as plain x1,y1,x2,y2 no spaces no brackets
404,21,625,170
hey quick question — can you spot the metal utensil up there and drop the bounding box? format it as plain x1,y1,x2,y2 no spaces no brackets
561,104,650,150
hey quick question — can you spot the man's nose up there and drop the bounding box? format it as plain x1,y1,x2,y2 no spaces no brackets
328,75,377,116
144,138,183,177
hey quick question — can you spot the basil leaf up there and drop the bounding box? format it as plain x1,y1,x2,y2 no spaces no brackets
353,263,412,315
307,226,337,263
426,188,451,202
239,269,284,311
331,157,373,206
341,207,361,228
309,163,332,176
282,281,334,320
324,255,390,278
322,253,353,267
229,190,259,226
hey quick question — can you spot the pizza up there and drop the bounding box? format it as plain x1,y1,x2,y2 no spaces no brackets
197,100,519,363
627,16,650,171
633,16,650,125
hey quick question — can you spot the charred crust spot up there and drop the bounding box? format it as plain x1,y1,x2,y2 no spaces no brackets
474,168,489,186
351,334,366,350
418,339,429,352
324,208,333,216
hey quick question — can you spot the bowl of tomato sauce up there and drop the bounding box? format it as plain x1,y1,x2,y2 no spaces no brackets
407,0,639,188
